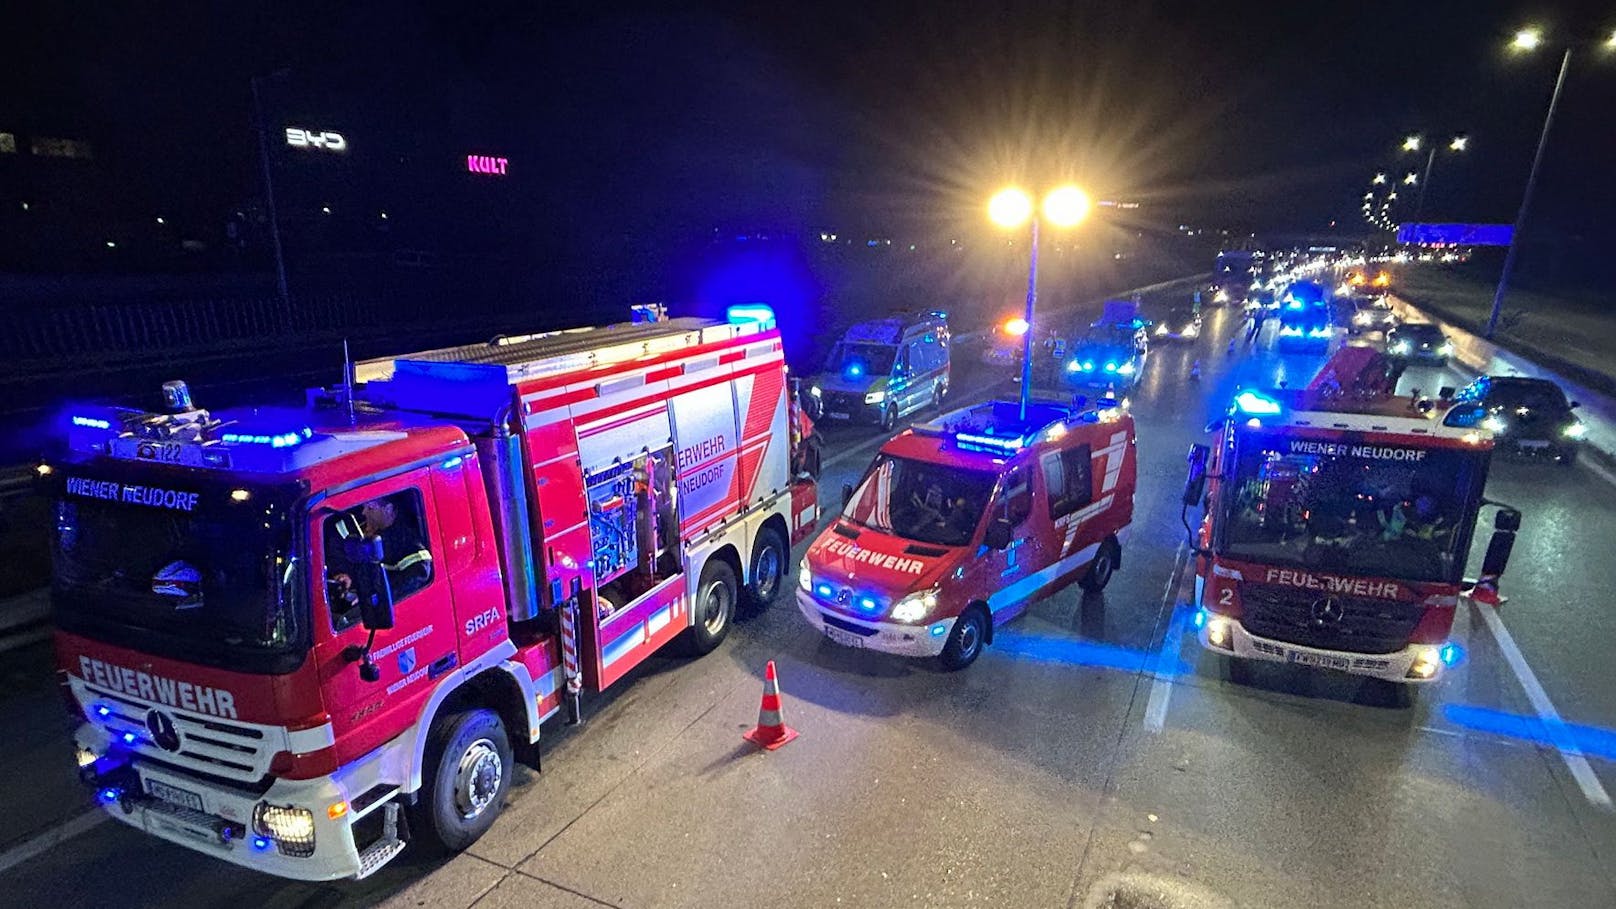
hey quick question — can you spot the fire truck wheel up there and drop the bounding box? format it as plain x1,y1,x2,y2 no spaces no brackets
938,606,988,671
683,558,737,655
415,708,513,854
1223,657,1253,686
744,527,789,610
1078,541,1119,592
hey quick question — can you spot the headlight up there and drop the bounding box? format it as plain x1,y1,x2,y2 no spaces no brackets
1183,324,1199,337
1117,361,1136,375
1278,326,1302,337
1564,422,1588,440
1437,343,1454,356
1155,324,1169,336
1081,360,1095,371
864,391,885,404
798,560,812,591
890,588,939,623
809,385,821,398
253,803,316,856
1482,416,1507,433
1390,341,1412,355
1066,359,1082,373
1214,289,1230,302
1103,361,1118,373
1353,312,1372,325
76,747,99,768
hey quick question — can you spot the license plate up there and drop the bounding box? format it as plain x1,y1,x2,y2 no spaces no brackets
135,441,185,463
1518,440,1550,449
1285,649,1350,671
147,779,205,812
827,411,850,420
823,625,865,648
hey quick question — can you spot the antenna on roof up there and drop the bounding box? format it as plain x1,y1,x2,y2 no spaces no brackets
342,338,356,425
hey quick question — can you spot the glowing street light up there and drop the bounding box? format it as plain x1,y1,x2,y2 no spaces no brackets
1512,27,1543,51
1404,172,1418,185
1607,29,1616,49
1402,135,1422,152
1449,135,1469,152
1372,173,1387,185
989,184,1092,419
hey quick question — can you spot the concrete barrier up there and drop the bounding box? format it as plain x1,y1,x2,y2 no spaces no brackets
1388,294,1616,471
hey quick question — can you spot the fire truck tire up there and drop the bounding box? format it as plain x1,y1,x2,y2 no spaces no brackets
744,526,789,610
1078,540,1119,592
938,606,988,671
1223,657,1253,686
414,708,514,854
682,558,737,655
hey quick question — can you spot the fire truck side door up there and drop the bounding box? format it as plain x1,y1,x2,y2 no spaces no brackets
981,465,1037,620
312,470,462,762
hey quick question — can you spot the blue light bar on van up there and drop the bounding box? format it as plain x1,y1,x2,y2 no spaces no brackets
71,416,112,430
1233,390,1282,416
221,427,313,449
726,303,776,324
955,432,1025,454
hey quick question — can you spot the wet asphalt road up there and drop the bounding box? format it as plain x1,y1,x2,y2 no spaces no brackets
3,288,1616,907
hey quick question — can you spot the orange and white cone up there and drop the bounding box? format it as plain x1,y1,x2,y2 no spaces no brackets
1469,574,1507,607
742,660,798,751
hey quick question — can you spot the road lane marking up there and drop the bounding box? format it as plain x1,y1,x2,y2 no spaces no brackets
0,808,108,876
1143,542,1192,732
1472,601,1613,810
1582,454,1616,491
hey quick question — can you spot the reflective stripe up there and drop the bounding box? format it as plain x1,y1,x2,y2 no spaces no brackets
386,550,432,572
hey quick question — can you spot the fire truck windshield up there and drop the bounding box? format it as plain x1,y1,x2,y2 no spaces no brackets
1218,430,1486,584
50,490,304,668
841,455,996,547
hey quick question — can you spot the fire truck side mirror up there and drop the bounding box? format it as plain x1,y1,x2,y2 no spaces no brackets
358,570,397,632
1183,444,1210,507
1482,506,1521,580
983,518,1013,551
841,482,854,507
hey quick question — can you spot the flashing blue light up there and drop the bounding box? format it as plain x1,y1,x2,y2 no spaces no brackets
1065,360,1082,374
72,415,112,430
440,456,464,470
251,836,272,851
929,624,947,637
1286,300,1304,310
1082,360,1094,372
725,303,776,324
1192,608,1207,629
92,703,112,719
1234,390,1282,416
815,583,835,599
845,364,864,379
857,596,879,613
120,731,140,746
1103,361,1118,373
98,787,121,805
955,431,1025,454
223,429,310,448
1440,642,1462,666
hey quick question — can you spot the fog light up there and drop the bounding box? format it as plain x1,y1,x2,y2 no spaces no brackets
1206,616,1233,650
1408,647,1442,680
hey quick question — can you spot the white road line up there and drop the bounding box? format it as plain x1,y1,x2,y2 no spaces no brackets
1143,542,1191,732
0,808,108,876
1472,600,1614,810
1582,453,1616,491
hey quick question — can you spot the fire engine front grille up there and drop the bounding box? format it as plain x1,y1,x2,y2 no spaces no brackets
1239,584,1422,655
83,685,273,782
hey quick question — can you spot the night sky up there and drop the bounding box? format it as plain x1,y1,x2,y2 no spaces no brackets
4,1,1615,254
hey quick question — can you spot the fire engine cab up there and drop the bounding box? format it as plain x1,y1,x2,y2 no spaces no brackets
1186,346,1521,693
44,305,817,880
797,397,1137,670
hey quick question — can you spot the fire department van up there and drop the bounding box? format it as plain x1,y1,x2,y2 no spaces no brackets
808,311,950,430
797,397,1137,670
1186,346,1520,695
44,305,817,880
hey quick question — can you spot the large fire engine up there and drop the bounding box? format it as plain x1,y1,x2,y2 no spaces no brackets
798,397,1137,670
1186,346,1521,692
44,305,818,880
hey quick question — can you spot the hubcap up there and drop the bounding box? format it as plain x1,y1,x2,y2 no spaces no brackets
754,546,781,599
1094,554,1113,585
703,580,732,634
453,738,503,821
957,618,981,658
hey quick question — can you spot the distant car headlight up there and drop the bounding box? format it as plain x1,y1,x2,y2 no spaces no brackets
1155,324,1169,336
1437,343,1454,356
799,560,812,591
1353,312,1373,325
1482,416,1507,433
1066,359,1082,373
890,588,939,623
1278,325,1302,337
1390,340,1412,355
864,391,885,404
1117,362,1136,375
1103,361,1118,373
1564,422,1588,440
1214,289,1230,302
1183,324,1199,337
809,385,822,398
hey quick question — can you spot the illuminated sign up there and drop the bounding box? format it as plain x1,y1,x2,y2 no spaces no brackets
467,154,508,176
285,128,347,152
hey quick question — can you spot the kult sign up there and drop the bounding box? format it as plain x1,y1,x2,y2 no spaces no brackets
467,154,509,176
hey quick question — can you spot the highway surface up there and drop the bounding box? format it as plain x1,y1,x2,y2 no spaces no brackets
3,289,1616,907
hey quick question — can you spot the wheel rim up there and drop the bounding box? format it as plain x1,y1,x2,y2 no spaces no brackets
702,578,733,634
754,545,781,600
957,616,981,659
1093,552,1113,586
453,738,503,821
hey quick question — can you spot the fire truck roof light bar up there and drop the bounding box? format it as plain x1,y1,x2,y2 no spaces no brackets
1233,390,1282,416
954,432,1026,454
726,303,776,325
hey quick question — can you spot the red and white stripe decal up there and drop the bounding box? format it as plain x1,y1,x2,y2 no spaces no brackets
560,600,581,694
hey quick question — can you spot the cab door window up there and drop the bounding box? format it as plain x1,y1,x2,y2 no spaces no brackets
323,488,435,631
999,467,1032,527
1043,444,1094,519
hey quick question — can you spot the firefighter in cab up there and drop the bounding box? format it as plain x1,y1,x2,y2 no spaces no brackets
327,494,434,611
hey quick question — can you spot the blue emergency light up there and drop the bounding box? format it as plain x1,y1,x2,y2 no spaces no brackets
71,415,112,430
955,431,1026,454
1233,390,1282,416
725,303,776,325
221,427,313,449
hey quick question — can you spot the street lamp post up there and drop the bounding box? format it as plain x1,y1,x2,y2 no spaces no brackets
1486,34,1574,339
251,71,292,311
989,186,1090,421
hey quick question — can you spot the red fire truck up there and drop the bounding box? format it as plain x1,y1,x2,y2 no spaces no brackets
797,397,1137,670
44,305,818,880
1186,346,1520,692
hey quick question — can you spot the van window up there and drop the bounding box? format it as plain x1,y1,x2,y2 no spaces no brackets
1043,445,1094,519
1000,467,1032,526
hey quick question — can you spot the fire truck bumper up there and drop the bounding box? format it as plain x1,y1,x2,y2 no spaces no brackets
73,722,408,881
796,590,954,657
1198,617,1445,683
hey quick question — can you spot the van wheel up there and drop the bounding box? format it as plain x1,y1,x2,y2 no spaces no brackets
1078,541,1118,592
879,403,895,432
744,526,788,610
932,381,947,410
682,558,737,655
938,606,988,671
413,709,513,854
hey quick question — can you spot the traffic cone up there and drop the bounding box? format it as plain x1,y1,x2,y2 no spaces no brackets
742,660,798,751
1468,574,1508,607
